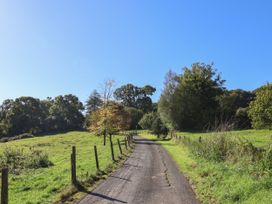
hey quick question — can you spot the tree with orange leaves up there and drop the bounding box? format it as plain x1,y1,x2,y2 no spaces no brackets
89,102,131,143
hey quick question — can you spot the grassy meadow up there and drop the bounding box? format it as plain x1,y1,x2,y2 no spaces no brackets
0,131,128,204
140,129,272,204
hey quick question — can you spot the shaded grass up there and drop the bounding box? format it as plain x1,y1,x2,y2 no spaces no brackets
0,131,130,204
140,130,272,204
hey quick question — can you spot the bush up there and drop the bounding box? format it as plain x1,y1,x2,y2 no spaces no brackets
0,148,26,173
26,149,53,169
180,133,272,173
0,147,53,174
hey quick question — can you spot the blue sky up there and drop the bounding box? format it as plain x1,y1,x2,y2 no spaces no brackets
0,0,271,103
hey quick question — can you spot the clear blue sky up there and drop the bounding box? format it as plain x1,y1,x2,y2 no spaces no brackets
0,0,271,103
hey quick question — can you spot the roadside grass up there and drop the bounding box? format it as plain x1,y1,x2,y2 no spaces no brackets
140,130,272,204
176,129,272,148
0,131,129,204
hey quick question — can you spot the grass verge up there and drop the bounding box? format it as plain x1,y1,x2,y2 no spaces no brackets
140,130,272,204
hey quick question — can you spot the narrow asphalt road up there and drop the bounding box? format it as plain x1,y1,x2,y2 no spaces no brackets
78,137,200,204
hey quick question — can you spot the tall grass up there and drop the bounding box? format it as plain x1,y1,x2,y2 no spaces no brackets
180,132,272,175
141,130,272,203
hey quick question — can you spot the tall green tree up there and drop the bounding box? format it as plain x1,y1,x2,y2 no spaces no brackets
85,90,103,114
159,63,225,130
248,83,272,129
114,84,156,113
158,70,178,130
218,89,254,129
151,116,168,138
49,94,84,131
125,107,144,129
0,97,46,136
85,90,103,127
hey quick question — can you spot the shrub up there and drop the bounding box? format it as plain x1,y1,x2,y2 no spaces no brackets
0,148,26,173
0,147,53,174
26,149,53,169
181,132,270,173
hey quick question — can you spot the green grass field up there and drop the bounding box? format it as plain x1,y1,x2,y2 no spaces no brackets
0,131,128,204
140,129,272,204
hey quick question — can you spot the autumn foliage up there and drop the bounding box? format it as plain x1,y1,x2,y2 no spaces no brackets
89,102,131,135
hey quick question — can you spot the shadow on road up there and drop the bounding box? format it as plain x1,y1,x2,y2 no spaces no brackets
133,138,174,146
110,175,131,182
86,192,127,203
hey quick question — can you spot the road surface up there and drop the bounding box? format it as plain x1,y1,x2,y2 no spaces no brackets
78,137,200,204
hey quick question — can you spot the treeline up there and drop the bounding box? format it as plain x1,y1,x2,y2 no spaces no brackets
0,82,157,139
0,95,84,138
1,62,271,139
158,62,272,131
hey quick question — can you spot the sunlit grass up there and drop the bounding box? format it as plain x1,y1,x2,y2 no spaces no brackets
140,130,272,204
0,131,127,204
176,129,272,147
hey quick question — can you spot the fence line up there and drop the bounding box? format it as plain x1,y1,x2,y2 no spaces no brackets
1,135,133,203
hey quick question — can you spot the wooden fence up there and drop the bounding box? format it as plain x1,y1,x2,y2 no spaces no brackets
1,135,134,204
70,136,133,186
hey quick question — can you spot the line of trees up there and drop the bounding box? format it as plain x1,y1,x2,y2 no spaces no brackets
1,63,271,139
0,95,84,138
0,82,157,139
157,62,271,131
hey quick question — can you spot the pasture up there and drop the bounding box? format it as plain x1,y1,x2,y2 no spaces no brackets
0,131,128,204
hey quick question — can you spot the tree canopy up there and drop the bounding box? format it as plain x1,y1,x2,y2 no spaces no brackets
114,84,156,113
89,102,131,135
248,84,272,129
218,89,254,129
158,63,225,130
0,95,84,138
85,90,103,114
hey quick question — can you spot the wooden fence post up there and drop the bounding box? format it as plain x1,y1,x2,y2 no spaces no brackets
103,131,106,146
71,146,76,185
94,145,99,171
124,139,128,150
110,135,115,161
127,136,130,147
1,167,8,204
117,139,122,155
